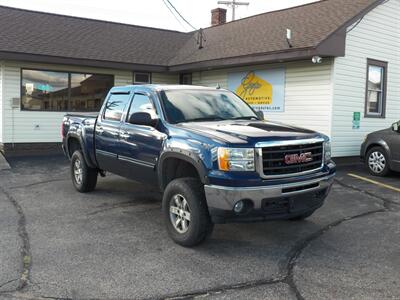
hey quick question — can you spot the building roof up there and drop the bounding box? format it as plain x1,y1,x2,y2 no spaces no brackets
0,0,384,72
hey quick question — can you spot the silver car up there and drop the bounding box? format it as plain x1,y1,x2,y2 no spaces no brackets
360,121,400,176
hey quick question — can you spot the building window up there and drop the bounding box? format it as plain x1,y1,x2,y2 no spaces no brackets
365,59,387,118
180,73,192,85
21,69,114,112
133,72,151,84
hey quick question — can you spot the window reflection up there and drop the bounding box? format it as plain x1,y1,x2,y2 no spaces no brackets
70,74,114,111
22,70,68,111
21,69,114,112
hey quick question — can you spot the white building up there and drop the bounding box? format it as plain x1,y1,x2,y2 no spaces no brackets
0,0,398,157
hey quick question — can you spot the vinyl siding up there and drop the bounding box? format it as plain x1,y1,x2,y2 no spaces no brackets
192,60,334,136
0,62,3,142
152,73,179,84
2,61,132,143
332,0,400,157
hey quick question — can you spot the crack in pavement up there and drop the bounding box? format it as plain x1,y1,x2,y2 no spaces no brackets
0,176,395,300
334,178,400,211
8,178,68,190
158,178,396,300
0,186,32,292
0,278,19,290
283,208,386,300
87,201,161,216
157,209,386,300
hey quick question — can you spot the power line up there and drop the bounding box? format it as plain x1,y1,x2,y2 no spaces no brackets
162,0,188,31
164,0,197,30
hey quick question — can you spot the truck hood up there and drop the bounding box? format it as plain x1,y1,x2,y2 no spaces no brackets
176,120,322,144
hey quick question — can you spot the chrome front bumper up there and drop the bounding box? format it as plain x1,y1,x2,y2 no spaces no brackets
204,174,335,212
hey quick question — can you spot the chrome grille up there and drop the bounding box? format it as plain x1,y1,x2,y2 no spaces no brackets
259,141,324,178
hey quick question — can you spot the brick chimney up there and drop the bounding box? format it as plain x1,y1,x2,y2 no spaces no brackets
211,8,227,26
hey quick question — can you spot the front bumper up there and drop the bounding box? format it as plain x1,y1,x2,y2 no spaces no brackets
204,173,334,223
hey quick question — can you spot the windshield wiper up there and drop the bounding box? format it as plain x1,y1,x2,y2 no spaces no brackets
185,116,227,122
230,116,259,120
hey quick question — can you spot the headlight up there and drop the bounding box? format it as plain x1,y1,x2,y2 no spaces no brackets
324,140,331,162
218,148,255,171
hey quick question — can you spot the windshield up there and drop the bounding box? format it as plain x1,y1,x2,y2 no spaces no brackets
161,89,258,124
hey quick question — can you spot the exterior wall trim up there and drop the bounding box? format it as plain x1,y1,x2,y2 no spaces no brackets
0,51,168,72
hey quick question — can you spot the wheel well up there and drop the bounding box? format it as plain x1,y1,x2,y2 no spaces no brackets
162,158,201,189
68,138,81,157
365,143,385,156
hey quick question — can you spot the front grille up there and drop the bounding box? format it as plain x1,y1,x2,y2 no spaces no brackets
261,142,323,178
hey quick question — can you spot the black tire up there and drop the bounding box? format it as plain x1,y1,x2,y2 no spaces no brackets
289,209,316,221
366,146,390,177
71,150,98,193
162,178,214,247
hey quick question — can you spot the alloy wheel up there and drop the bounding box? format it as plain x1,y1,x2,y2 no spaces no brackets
74,159,83,185
368,151,386,174
169,194,191,234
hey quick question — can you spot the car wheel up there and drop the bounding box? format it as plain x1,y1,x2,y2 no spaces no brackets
71,150,98,192
162,178,214,247
366,146,390,177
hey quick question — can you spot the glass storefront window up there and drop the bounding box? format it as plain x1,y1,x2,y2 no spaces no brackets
22,69,69,111
21,69,114,112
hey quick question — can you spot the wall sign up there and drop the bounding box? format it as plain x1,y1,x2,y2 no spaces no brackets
353,112,361,129
228,69,285,112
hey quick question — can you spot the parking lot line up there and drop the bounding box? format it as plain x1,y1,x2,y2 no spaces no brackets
348,173,400,193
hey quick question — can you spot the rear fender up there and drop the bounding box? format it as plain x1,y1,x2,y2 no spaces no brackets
66,133,97,169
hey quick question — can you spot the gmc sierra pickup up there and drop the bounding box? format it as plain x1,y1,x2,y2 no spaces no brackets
62,85,336,246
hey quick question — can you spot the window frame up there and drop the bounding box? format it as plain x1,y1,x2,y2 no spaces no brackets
365,59,388,118
133,72,152,85
179,73,192,85
125,92,158,123
20,68,115,112
102,92,132,122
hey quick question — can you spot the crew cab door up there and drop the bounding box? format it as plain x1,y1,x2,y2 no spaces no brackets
117,92,165,183
95,91,132,173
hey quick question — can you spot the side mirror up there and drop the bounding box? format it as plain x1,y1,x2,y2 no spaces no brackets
128,112,157,127
392,121,400,132
256,111,264,120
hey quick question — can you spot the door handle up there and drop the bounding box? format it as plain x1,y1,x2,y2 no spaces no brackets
96,126,104,134
120,131,130,139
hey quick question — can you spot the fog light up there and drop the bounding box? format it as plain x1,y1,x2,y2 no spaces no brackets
234,201,245,213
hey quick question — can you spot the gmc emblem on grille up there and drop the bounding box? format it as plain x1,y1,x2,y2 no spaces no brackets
284,152,313,165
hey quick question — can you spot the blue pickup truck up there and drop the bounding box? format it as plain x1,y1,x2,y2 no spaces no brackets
62,85,335,246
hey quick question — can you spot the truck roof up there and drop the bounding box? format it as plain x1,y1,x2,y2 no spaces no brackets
109,84,226,94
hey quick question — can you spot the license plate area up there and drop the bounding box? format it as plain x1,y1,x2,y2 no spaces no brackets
262,188,328,214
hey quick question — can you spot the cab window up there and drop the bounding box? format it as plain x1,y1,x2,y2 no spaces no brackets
103,93,131,121
127,94,157,121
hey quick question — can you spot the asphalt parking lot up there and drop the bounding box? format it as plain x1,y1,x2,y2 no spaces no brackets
0,155,399,300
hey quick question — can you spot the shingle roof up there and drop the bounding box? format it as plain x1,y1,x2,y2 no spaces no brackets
0,0,383,71
169,0,380,68
0,5,190,67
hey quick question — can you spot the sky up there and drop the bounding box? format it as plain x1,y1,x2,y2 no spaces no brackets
0,0,317,32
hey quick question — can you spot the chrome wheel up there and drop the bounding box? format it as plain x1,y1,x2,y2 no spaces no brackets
368,151,386,174
73,159,83,185
169,194,191,234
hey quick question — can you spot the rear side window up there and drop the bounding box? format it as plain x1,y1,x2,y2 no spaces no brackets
103,93,131,121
